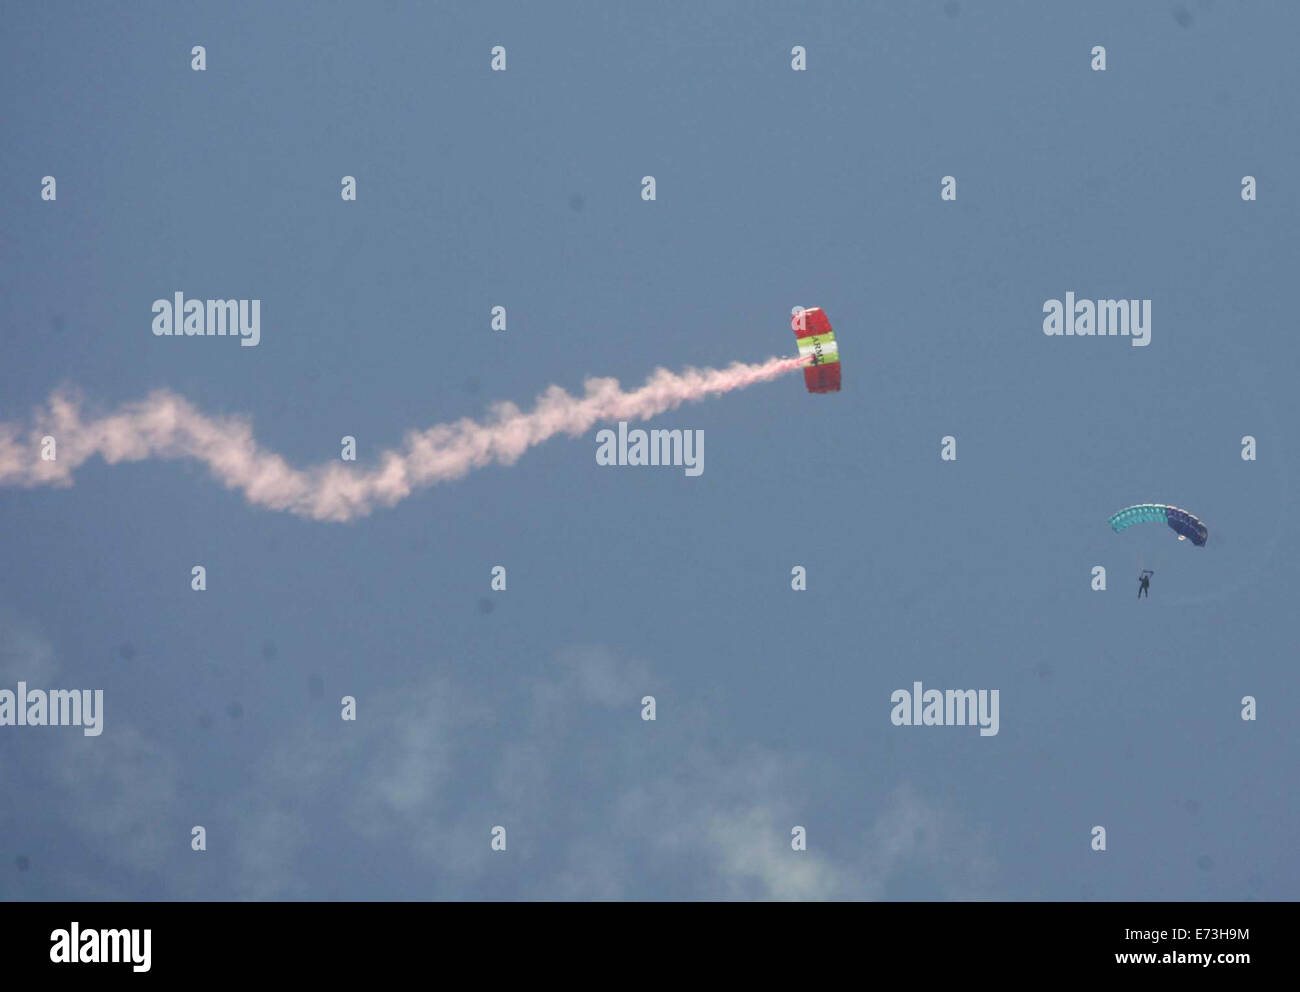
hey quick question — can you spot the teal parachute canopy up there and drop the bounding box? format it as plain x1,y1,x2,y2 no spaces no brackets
1109,504,1208,546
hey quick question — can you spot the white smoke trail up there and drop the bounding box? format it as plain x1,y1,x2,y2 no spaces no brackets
0,355,809,521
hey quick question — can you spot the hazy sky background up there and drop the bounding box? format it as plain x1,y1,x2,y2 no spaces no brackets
2,0,1296,900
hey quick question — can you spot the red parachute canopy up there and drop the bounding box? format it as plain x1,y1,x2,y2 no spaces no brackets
792,307,840,393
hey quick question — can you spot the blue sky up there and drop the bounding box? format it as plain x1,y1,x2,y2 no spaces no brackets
2,0,1296,900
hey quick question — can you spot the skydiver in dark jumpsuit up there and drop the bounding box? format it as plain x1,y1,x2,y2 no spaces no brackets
1137,570,1153,599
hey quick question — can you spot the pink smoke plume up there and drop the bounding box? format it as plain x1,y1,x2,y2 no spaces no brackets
0,355,809,521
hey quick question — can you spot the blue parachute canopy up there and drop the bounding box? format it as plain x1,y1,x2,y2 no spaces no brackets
1109,504,1208,546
